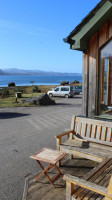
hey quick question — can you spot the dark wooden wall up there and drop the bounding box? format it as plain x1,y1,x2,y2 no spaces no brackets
82,17,112,117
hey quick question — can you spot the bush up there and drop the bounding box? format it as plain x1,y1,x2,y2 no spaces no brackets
0,88,9,98
71,80,80,84
14,88,24,93
32,86,41,93
37,89,41,93
60,81,69,85
100,102,108,111
8,82,15,87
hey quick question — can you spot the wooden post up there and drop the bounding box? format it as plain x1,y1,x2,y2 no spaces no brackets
66,181,74,200
82,50,88,117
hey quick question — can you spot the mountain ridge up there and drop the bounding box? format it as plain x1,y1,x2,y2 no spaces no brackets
0,68,82,76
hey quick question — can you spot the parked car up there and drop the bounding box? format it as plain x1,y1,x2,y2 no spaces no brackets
47,86,74,98
74,85,82,94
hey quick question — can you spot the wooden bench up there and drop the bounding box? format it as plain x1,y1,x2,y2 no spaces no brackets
63,158,112,200
55,116,112,163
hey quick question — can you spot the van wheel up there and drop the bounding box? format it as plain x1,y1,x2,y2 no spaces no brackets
49,93,53,97
65,94,69,98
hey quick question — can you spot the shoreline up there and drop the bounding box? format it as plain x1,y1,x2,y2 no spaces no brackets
0,83,59,88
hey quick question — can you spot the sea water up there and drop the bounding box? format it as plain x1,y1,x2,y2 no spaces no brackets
0,74,82,87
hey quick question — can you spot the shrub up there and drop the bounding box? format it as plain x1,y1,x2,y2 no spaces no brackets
14,88,24,93
100,102,108,111
60,81,69,85
0,88,9,98
71,80,80,84
32,86,41,93
8,82,15,87
37,89,41,93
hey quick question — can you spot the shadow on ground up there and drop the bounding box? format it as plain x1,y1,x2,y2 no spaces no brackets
0,112,30,119
56,103,81,107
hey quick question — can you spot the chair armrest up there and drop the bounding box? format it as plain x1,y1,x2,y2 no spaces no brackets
55,129,74,139
64,174,112,198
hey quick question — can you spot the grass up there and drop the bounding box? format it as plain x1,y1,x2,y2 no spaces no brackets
0,93,43,108
0,85,56,108
0,84,81,108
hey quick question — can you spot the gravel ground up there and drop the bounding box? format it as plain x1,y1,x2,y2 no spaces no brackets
0,95,82,200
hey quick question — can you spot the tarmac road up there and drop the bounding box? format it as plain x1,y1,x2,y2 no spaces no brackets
0,95,82,200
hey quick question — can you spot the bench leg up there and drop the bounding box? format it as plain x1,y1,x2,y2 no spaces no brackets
69,154,73,160
105,175,112,200
66,181,74,200
56,138,61,167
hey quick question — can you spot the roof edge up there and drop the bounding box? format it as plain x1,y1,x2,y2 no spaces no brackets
63,0,111,44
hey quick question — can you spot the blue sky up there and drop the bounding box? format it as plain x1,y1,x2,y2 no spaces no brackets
0,0,100,73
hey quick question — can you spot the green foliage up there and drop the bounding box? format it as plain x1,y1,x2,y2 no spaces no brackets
32,86,41,93
0,88,9,98
14,87,25,93
71,80,80,84
60,81,69,85
100,102,108,111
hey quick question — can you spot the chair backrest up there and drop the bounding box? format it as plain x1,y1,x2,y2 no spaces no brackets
72,116,112,146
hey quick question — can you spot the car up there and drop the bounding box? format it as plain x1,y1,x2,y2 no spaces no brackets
74,85,82,94
47,86,74,98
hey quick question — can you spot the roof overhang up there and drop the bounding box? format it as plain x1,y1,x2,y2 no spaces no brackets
64,0,112,51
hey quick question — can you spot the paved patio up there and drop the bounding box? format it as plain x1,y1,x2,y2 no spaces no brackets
0,96,82,200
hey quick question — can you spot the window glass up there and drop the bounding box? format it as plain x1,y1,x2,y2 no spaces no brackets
55,88,59,91
100,39,112,112
61,87,69,91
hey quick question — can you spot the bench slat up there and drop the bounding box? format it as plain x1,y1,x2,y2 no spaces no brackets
81,136,112,146
76,117,112,129
73,159,112,199
86,124,92,138
101,127,107,141
106,128,112,142
80,123,87,138
74,117,112,145
91,125,97,139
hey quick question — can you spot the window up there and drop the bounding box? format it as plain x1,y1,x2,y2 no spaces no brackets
61,87,69,91
100,39,112,112
54,88,59,91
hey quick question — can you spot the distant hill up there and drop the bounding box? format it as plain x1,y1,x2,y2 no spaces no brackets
0,68,82,76
0,69,5,74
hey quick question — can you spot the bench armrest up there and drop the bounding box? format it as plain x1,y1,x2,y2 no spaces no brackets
64,174,112,198
55,129,74,139
55,130,74,151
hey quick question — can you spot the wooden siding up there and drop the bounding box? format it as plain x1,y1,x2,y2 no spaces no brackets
82,17,112,117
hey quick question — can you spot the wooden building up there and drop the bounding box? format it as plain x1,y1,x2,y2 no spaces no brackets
64,0,112,118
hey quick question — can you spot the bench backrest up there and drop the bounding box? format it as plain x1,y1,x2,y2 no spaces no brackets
72,116,112,146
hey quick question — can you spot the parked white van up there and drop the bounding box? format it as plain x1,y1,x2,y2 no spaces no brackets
47,86,74,98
